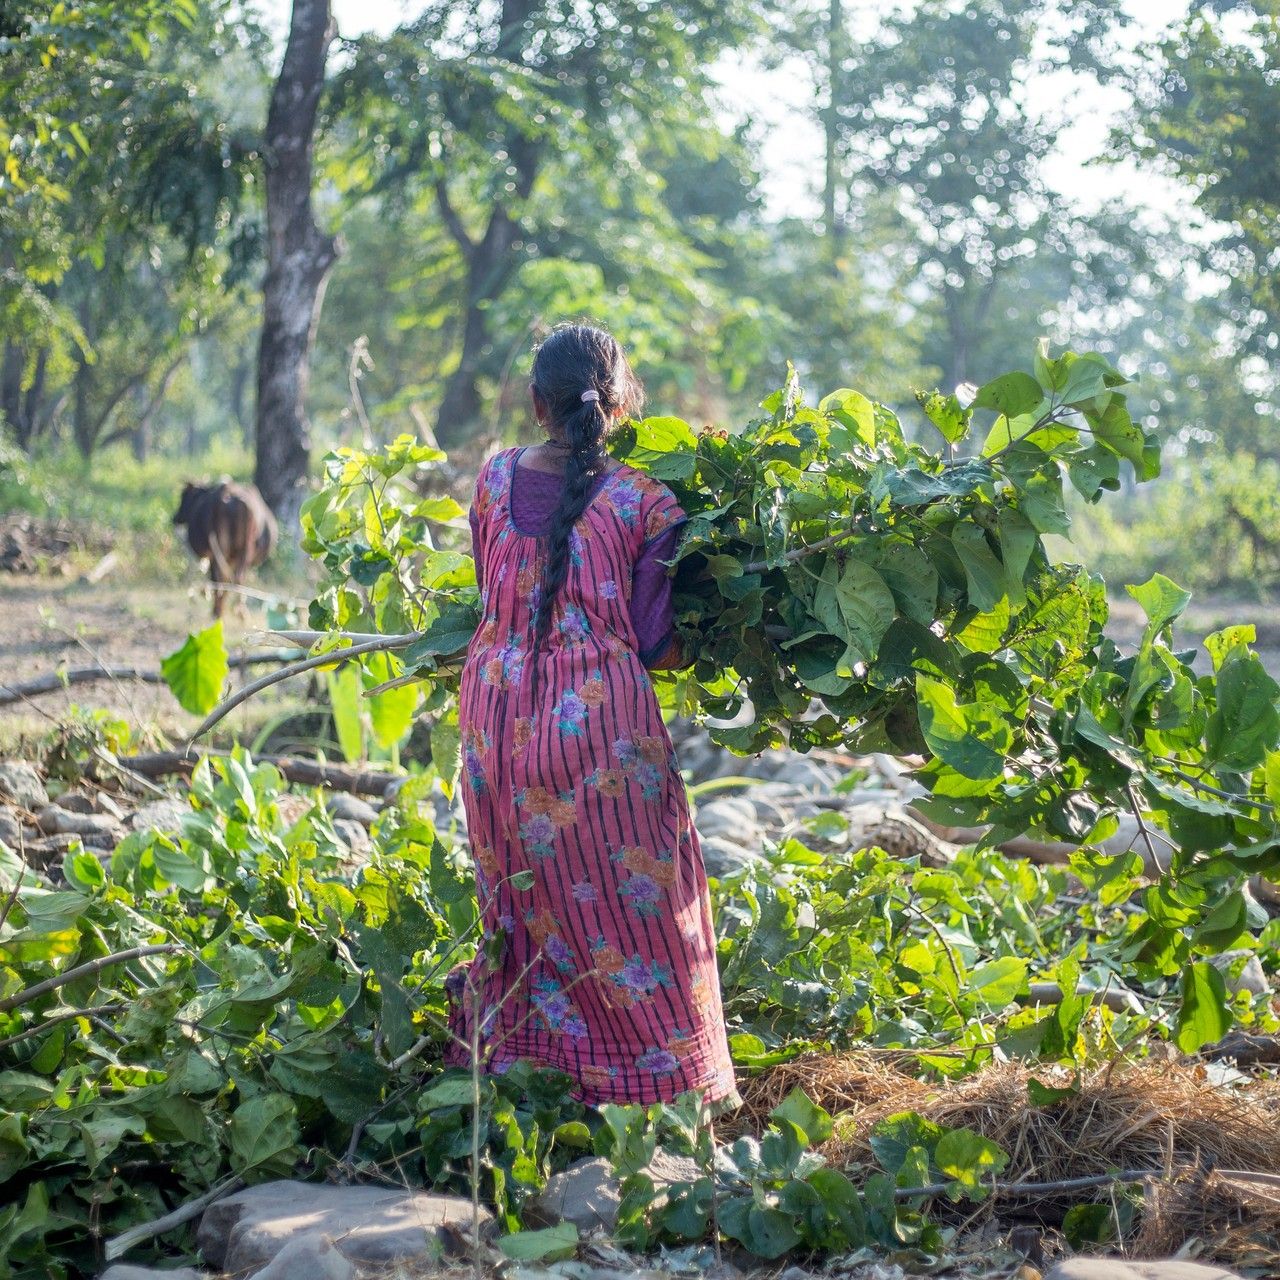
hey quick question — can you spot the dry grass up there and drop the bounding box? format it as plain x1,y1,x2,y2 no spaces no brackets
825,1059,1280,1190
733,1053,1280,1270
729,1050,933,1138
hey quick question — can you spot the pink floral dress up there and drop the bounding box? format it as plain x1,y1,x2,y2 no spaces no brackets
446,446,737,1106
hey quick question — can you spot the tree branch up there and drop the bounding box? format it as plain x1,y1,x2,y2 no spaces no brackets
434,176,475,257
105,1175,245,1260
0,944,184,1015
0,651,301,708
188,632,425,741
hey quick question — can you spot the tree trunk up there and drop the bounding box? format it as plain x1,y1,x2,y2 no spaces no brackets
24,348,48,446
823,0,846,255
433,0,539,449
253,0,340,540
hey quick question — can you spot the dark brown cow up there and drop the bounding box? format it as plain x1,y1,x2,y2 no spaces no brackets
173,480,278,618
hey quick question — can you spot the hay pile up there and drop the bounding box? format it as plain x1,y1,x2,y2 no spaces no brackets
731,1050,931,1136
825,1059,1280,1187
736,1053,1280,1269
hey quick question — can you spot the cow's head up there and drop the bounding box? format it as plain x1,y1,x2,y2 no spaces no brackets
173,482,206,527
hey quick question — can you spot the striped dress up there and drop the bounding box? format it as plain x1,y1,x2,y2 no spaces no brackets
445,446,737,1106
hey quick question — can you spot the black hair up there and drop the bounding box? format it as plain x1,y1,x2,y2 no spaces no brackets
528,323,644,665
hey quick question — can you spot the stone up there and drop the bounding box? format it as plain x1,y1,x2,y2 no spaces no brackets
35,805,124,841
325,794,379,827
333,818,371,857
131,798,192,835
528,1152,702,1235
698,836,766,879
59,788,126,820
0,806,21,848
1208,949,1269,997
694,795,760,843
272,795,312,828
196,1179,487,1275
1044,1261,1244,1280
0,762,48,812
247,1234,356,1280
99,1266,207,1280
25,832,113,865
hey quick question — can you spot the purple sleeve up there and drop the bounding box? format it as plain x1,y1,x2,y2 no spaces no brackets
631,524,685,667
469,505,483,594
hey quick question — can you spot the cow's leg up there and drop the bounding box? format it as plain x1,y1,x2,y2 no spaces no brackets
209,561,225,619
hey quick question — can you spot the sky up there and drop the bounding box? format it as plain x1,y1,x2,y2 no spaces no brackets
261,0,1197,224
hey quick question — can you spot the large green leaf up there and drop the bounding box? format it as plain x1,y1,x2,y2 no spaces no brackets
228,1093,302,1179
160,621,229,716
1205,651,1280,772
1174,962,1232,1054
916,676,1012,780
404,600,480,664
327,664,365,764
951,525,1005,612
972,371,1043,419
497,1224,578,1262
820,388,876,446
934,1126,1009,1198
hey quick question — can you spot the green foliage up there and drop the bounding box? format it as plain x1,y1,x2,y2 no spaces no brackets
295,347,1280,1020
712,833,1278,1070
160,621,228,715
598,1086,1020,1258
0,751,485,1275
1132,0,1280,356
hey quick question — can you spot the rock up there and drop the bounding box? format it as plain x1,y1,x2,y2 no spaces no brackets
694,795,763,845
272,795,312,828
698,835,766,879
1208,949,1269,997
58,788,125,820
333,819,371,857
196,1179,488,1275
99,1266,207,1280
528,1152,701,1235
35,805,124,841
25,832,113,865
131,797,192,835
1044,1261,1244,1280
0,762,48,812
0,806,20,847
247,1234,356,1280
326,794,379,827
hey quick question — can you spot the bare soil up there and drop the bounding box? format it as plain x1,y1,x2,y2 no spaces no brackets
0,572,309,752
2,568,1277,755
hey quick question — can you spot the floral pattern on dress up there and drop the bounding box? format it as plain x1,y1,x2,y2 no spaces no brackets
531,976,588,1039
516,784,577,858
462,727,491,797
611,735,669,800
448,446,737,1108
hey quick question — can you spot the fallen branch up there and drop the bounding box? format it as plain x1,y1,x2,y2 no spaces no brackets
1200,1031,1280,1067
105,1174,245,1260
895,1165,1280,1202
120,750,399,799
894,1167,1160,1201
188,633,424,740
0,944,184,1014
0,651,302,708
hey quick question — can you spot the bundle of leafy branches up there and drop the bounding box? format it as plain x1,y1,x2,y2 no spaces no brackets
297,340,1280,998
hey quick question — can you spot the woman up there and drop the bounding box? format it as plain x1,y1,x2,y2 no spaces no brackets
446,323,738,1109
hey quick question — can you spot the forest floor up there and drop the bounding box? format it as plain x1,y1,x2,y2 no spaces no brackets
0,569,314,752
2,567,1279,752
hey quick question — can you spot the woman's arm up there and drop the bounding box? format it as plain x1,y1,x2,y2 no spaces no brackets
632,524,691,670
